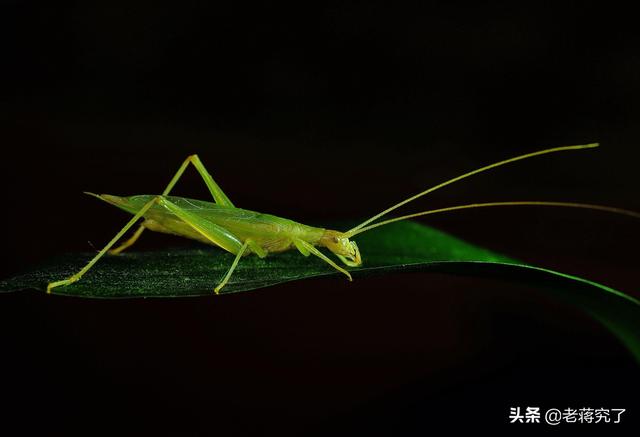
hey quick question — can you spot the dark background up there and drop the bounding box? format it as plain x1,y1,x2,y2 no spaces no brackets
1,2,639,435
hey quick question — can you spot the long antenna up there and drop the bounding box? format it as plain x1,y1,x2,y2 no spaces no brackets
345,201,640,237
346,143,600,234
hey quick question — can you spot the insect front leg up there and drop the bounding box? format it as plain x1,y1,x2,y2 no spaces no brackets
47,196,162,293
293,239,353,281
110,154,234,254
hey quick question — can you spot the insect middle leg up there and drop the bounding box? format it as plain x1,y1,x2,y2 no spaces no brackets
213,238,269,293
110,154,234,254
156,197,266,293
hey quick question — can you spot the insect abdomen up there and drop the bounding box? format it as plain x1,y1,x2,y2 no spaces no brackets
96,194,326,253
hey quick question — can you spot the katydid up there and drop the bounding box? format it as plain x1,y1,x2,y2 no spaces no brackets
47,143,640,294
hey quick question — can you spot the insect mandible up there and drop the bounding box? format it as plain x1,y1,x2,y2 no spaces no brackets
47,143,639,294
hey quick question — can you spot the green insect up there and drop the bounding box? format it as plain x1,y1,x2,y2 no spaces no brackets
47,143,639,294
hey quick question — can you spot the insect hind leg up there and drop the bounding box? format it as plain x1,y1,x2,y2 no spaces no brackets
109,221,147,254
47,196,162,293
110,154,234,254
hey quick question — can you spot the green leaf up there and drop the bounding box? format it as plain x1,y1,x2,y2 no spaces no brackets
2,221,639,362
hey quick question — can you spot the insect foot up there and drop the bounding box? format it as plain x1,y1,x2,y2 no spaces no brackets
46,275,80,294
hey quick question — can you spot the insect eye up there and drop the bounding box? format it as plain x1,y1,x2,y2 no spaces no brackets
332,237,339,243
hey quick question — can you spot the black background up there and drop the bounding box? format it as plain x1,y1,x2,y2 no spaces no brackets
1,2,639,435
